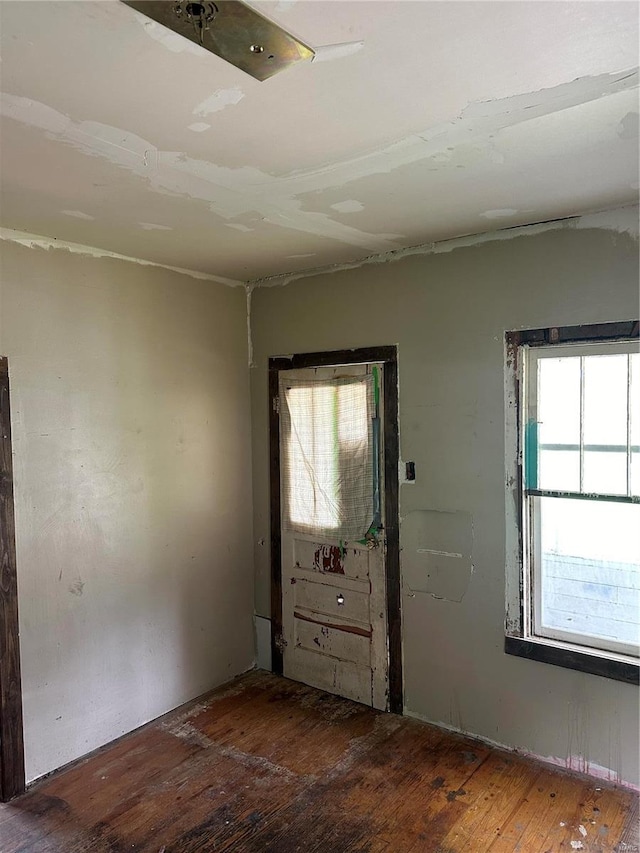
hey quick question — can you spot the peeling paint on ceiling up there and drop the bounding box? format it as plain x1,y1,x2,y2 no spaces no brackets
226,223,253,233
331,200,365,214
193,87,245,116
312,41,365,64
274,1,297,13
480,209,521,220
134,12,207,56
62,210,95,221
0,1,637,281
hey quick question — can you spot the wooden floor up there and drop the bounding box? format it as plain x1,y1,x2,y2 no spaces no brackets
1,672,638,852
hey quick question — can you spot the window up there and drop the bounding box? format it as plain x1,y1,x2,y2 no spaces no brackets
505,321,640,684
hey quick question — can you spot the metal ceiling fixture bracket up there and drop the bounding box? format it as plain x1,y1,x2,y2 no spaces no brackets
173,2,219,45
122,0,315,81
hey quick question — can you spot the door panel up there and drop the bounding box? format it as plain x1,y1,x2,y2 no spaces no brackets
287,647,374,705
279,363,388,710
294,615,371,667
292,573,371,624
293,539,371,580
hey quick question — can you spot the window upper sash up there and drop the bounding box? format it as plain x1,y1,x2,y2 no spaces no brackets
523,339,640,501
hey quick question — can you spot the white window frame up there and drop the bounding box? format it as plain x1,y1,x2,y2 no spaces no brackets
504,322,640,684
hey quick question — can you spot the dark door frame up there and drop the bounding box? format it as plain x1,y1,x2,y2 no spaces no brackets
0,357,26,800
269,345,403,714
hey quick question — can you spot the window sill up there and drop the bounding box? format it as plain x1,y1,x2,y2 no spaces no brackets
505,635,639,685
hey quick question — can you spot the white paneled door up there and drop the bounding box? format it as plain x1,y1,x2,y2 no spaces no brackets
278,364,389,710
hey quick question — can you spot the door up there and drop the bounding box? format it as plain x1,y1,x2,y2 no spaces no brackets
278,363,389,709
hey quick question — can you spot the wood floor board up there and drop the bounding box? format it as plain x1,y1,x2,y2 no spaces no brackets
370,741,491,847
485,769,633,853
211,713,408,853
193,681,377,777
322,721,446,816
6,792,99,853
44,727,202,811
97,740,305,853
1,671,637,853
531,780,610,853
419,751,539,851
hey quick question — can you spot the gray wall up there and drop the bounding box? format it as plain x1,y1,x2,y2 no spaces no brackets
250,222,640,787
0,242,255,782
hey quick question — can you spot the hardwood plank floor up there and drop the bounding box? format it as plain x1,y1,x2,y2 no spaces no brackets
1,671,637,852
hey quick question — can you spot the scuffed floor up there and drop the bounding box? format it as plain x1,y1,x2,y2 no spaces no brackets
1,671,638,852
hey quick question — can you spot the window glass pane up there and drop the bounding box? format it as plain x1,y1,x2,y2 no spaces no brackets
583,450,627,495
583,354,627,446
539,497,640,652
539,449,580,492
537,357,580,491
631,451,640,499
538,357,580,443
631,354,640,497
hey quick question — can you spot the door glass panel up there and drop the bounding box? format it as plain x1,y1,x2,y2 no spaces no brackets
281,375,374,539
285,385,340,530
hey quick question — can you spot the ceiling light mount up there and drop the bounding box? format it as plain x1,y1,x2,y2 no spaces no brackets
172,1,218,45
123,0,315,81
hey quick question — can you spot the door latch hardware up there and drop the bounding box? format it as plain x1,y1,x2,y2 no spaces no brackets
336,594,345,606
274,633,287,652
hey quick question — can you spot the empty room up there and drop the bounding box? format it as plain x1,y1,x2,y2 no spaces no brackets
0,1,638,851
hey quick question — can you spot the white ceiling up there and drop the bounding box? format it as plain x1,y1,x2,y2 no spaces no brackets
1,1,638,284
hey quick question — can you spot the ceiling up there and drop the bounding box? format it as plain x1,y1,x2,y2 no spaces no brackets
0,1,638,284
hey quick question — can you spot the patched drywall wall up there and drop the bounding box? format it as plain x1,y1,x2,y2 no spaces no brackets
0,242,254,782
402,510,474,603
250,212,640,787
